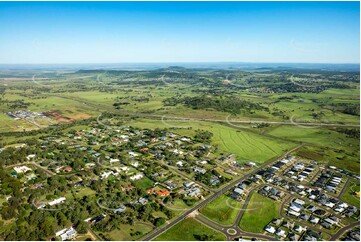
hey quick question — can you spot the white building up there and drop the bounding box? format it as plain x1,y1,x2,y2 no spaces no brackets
56,227,77,241
49,197,66,206
265,225,276,234
26,154,36,160
14,166,32,173
130,173,143,181
101,171,118,179
109,158,120,164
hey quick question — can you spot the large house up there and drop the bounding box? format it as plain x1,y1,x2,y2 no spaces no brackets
55,227,77,241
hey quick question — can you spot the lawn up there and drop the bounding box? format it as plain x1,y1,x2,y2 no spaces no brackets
341,179,360,208
73,187,96,199
200,195,242,225
105,223,153,241
154,218,226,241
239,193,280,233
133,176,153,190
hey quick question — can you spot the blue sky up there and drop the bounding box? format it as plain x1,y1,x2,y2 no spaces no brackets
0,1,359,64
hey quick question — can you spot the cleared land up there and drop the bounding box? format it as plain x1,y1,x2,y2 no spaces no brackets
200,194,242,225
341,179,360,208
239,193,281,233
154,218,226,241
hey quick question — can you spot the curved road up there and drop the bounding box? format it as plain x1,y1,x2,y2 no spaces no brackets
330,222,360,241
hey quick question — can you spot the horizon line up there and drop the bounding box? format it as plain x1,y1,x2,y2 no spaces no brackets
0,61,359,65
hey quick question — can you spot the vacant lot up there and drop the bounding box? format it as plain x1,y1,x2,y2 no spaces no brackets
341,179,360,208
154,218,226,241
105,223,153,241
239,193,280,233
200,195,242,225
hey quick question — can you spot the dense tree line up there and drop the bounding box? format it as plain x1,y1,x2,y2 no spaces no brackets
163,95,267,114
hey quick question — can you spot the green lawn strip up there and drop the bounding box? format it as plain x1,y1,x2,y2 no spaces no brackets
154,218,226,241
200,194,241,225
239,193,280,233
341,179,360,208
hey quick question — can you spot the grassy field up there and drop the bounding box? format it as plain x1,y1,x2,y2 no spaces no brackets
133,176,153,190
267,125,358,150
200,195,242,225
154,218,226,241
105,223,153,241
295,144,360,174
239,193,280,233
341,179,360,208
267,125,360,173
73,187,96,199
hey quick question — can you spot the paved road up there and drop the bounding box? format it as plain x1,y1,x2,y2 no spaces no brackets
338,177,351,199
330,221,360,241
142,144,303,241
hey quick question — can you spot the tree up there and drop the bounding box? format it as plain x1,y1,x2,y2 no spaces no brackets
154,217,165,227
57,211,71,227
194,130,213,143
76,221,89,234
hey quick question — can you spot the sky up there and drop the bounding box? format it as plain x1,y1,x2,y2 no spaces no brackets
0,1,359,64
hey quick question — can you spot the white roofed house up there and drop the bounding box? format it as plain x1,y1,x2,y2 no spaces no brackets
233,188,244,195
276,228,287,238
56,227,77,241
293,225,306,233
288,210,300,217
187,187,201,197
172,149,184,155
309,216,320,224
109,158,120,164
130,173,143,181
247,162,256,167
100,171,118,180
193,166,206,174
265,225,276,234
26,154,36,160
14,166,32,173
325,201,336,208
294,198,305,206
128,151,139,157
48,197,66,206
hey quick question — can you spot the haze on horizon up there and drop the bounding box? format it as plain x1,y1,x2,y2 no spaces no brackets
0,1,359,64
